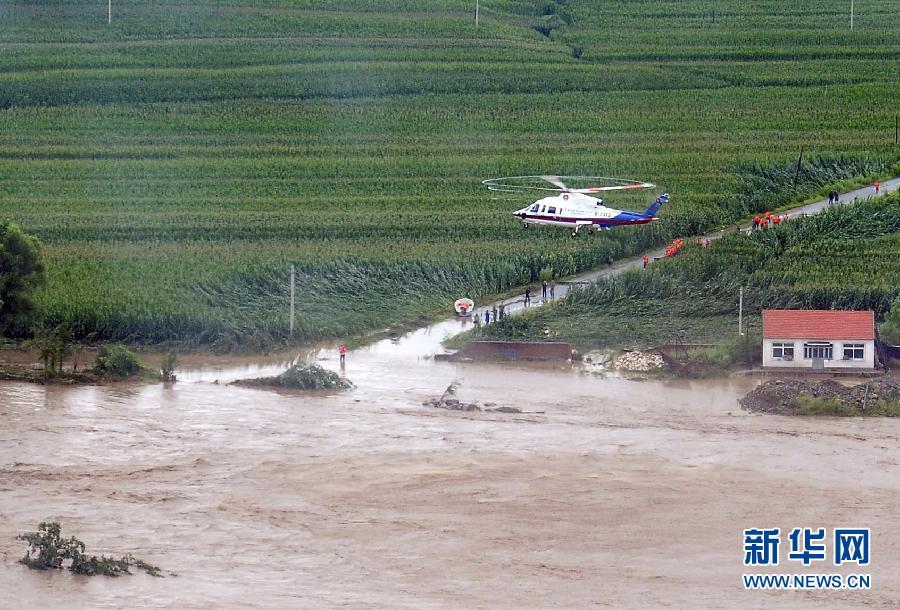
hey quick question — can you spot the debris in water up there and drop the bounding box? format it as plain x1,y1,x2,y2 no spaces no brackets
423,380,522,413
17,522,165,577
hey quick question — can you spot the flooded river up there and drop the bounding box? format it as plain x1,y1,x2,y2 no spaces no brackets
3,183,900,607
3,326,900,608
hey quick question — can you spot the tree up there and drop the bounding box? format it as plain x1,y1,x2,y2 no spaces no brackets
0,221,45,335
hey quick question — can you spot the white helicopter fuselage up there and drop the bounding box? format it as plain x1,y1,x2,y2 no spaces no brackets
514,192,651,231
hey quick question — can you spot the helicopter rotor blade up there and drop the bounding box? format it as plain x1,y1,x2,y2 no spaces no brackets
574,182,655,194
540,175,570,191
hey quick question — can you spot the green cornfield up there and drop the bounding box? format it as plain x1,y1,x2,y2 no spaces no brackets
482,192,900,350
0,1,897,347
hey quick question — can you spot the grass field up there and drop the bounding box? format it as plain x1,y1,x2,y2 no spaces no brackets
0,1,898,347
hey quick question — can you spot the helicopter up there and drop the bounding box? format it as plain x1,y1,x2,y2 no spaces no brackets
484,175,668,236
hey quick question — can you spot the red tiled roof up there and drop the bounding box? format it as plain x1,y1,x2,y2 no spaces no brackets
762,309,874,340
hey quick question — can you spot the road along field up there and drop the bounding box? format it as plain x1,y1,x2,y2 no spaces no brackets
1,0,898,347
479,187,900,351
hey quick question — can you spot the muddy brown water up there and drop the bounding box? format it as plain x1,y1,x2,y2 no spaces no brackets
4,183,900,607
4,329,900,607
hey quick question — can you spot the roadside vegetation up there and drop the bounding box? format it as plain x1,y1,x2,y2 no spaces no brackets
480,191,900,355
0,1,898,348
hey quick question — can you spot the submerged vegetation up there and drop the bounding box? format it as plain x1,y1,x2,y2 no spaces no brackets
0,1,897,348
18,522,163,577
238,362,353,390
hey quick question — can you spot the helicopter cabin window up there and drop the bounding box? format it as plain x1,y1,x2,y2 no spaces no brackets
547,206,556,214
530,204,539,212
540,205,546,213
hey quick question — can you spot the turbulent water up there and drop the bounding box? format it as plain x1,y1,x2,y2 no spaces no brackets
3,331,900,608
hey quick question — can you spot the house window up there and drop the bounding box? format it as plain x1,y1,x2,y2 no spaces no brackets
772,342,794,360
803,342,833,360
843,343,865,360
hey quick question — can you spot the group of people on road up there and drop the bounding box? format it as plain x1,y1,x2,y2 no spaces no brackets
828,190,840,205
751,210,787,230
473,303,504,327
525,279,557,307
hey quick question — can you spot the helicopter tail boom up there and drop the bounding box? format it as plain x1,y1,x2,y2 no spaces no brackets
643,193,669,218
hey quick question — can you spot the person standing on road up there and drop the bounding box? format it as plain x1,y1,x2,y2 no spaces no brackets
498,303,505,320
542,280,548,299
875,181,881,194
642,255,649,268
492,304,499,323
752,216,761,230
607,256,614,269
524,288,531,307
473,312,481,327
484,309,491,325
549,280,556,299
339,344,347,365
834,191,840,204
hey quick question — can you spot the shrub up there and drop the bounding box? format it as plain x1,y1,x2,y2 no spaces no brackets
249,362,352,390
17,522,161,577
94,345,142,378
160,350,177,381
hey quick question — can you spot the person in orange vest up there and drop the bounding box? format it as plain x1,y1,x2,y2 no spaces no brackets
642,255,649,268
875,181,881,194
764,211,772,222
339,344,347,365
753,215,761,230
773,215,781,224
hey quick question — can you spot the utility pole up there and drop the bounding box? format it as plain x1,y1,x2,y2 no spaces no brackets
793,146,804,187
108,0,111,24
850,0,854,30
289,264,295,336
475,0,479,27
738,287,744,336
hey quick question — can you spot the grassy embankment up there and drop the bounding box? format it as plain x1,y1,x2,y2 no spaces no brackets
478,190,900,354
0,0,898,348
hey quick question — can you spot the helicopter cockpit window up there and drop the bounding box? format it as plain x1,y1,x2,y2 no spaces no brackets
530,204,539,212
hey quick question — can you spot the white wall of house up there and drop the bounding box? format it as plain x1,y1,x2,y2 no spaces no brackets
762,338,875,369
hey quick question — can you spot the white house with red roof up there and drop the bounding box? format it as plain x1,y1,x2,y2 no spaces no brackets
762,309,876,370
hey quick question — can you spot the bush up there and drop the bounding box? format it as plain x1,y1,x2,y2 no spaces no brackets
94,344,142,378
17,522,161,577
160,350,177,381
792,393,853,416
248,362,352,390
